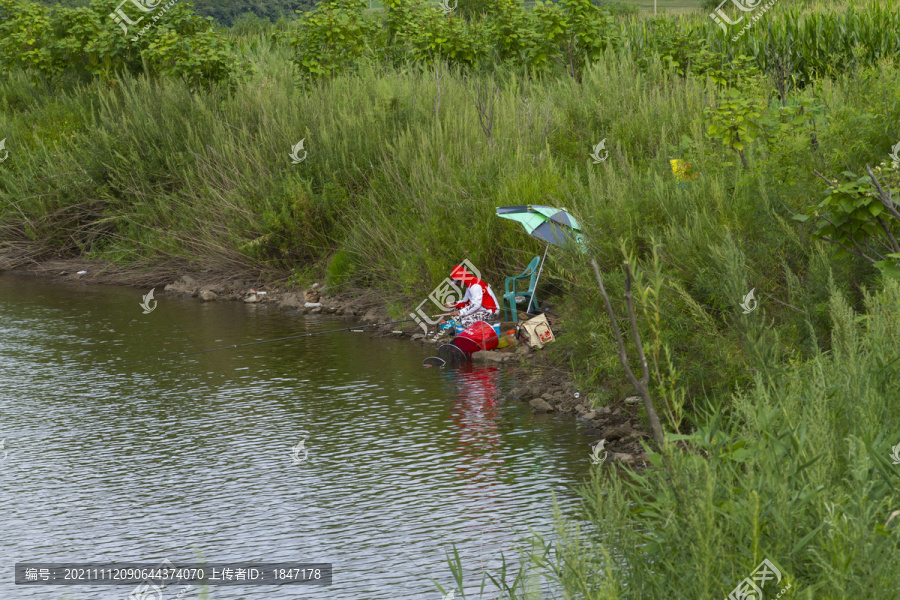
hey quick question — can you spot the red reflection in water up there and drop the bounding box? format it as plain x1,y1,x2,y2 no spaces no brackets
446,364,518,584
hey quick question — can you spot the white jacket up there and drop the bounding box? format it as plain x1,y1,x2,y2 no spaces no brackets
456,282,500,317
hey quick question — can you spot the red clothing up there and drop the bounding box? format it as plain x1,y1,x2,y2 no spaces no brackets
448,266,499,317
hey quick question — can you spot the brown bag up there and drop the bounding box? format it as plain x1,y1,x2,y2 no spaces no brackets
518,313,555,349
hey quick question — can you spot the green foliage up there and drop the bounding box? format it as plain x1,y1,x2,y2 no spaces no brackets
705,1,900,87
633,17,760,87
287,0,374,80
795,163,900,278
558,0,616,81
33,0,318,26
1,0,899,420
0,0,247,87
1,3,898,596
455,0,498,20
591,0,639,16
705,87,770,169
326,249,355,288
289,0,619,79
510,280,900,599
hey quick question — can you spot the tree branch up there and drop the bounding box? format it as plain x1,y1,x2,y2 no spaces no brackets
591,259,666,449
866,164,900,221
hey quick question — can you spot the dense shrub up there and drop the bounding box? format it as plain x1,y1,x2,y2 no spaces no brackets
0,0,248,87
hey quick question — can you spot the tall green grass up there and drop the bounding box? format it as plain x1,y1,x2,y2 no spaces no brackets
484,279,900,599
621,0,900,88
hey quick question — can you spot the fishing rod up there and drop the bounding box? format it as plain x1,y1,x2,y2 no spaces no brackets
122,317,433,366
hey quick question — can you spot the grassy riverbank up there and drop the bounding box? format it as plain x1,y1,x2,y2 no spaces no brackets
1,0,900,596
2,29,897,405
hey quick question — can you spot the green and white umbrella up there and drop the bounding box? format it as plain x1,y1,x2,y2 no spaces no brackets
496,205,584,313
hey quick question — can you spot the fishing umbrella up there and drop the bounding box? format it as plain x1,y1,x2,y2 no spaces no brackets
496,205,584,314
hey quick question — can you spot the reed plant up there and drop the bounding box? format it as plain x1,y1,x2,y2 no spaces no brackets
489,279,900,599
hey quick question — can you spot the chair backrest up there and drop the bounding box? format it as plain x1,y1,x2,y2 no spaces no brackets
524,255,541,289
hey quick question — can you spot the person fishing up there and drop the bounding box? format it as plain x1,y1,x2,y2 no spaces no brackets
444,264,500,328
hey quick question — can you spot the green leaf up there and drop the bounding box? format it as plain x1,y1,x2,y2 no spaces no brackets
791,521,826,555
873,260,900,278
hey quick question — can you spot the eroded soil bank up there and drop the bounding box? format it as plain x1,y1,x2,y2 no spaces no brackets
2,254,651,467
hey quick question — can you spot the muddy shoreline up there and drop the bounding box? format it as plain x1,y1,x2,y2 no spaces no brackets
1,256,651,467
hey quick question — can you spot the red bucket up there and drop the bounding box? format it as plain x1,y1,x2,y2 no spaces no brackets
452,321,498,356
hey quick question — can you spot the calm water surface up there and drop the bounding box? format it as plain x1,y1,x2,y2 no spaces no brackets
0,274,594,599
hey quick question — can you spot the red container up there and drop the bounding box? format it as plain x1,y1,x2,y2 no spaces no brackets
452,321,499,355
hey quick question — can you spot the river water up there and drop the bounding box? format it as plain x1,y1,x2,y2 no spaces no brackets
0,274,593,600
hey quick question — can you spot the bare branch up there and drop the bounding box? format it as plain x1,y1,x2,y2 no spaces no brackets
590,259,640,390
866,164,900,221
873,215,900,255
816,213,881,263
471,76,496,149
591,259,666,449
813,170,837,186
623,261,650,388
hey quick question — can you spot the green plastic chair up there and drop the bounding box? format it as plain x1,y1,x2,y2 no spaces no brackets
503,256,541,322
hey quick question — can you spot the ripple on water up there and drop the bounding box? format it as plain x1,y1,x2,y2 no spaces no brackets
0,275,589,599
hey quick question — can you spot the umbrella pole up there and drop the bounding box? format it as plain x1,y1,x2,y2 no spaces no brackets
526,244,549,315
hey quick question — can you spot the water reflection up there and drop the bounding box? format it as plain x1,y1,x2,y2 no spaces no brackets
0,275,589,600
442,365,521,589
